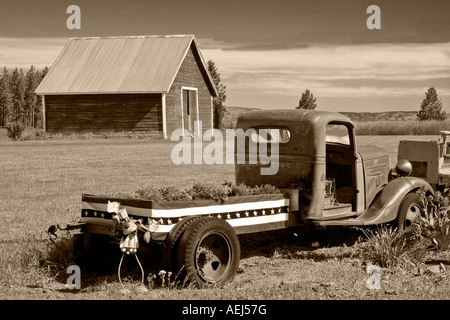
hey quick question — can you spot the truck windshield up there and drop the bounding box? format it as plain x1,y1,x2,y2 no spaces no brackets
326,123,350,145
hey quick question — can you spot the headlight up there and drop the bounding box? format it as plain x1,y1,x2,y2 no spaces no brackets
395,159,412,177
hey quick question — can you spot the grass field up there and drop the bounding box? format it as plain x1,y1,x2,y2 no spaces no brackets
1,135,450,300
354,120,450,135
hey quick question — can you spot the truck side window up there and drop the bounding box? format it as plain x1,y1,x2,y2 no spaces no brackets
250,127,291,144
326,123,350,145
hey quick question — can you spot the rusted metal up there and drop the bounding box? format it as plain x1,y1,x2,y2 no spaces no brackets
235,109,433,224
235,109,356,220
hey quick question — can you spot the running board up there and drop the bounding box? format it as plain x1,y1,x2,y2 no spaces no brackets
311,218,364,227
317,203,355,221
308,203,361,226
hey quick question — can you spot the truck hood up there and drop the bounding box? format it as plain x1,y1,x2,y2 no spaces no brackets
357,145,390,161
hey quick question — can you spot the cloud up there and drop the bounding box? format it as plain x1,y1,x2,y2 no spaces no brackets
1,36,448,112
202,42,450,103
0,37,68,69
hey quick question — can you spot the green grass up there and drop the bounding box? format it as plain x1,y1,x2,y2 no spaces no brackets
1,135,450,300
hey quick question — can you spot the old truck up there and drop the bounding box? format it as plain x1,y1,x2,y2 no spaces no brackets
62,109,434,287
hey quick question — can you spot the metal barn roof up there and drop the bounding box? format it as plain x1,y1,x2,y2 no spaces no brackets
35,35,217,96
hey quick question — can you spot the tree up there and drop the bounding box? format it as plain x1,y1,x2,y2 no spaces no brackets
0,68,12,127
34,66,49,128
9,68,25,123
297,89,317,110
24,65,38,127
207,60,227,129
40,66,49,81
417,87,446,121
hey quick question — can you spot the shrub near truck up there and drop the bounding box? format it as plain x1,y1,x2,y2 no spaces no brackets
59,109,434,287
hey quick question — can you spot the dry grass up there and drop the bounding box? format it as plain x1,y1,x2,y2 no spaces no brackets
1,135,449,300
355,120,450,135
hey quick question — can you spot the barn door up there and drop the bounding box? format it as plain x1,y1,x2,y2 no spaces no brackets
181,87,199,135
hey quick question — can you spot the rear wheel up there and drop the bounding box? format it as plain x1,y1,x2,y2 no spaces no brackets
163,216,202,271
177,217,240,287
396,192,425,232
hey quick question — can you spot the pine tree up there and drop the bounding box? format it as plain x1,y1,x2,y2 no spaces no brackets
34,68,45,128
297,89,317,110
0,68,12,127
207,60,227,129
24,65,38,127
40,66,49,80
417,87,446,121
9,68,26,124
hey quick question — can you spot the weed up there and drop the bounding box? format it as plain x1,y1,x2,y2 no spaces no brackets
361,225,432,269
416,190,450,252
6,122,25,140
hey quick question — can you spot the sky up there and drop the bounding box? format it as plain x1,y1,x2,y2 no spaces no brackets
0,0,449,112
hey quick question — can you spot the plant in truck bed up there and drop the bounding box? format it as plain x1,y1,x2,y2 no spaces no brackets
101,180,281,203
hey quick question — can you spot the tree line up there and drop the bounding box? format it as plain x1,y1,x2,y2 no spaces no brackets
0,66,49,128
296,87,446,121
3,64,443,132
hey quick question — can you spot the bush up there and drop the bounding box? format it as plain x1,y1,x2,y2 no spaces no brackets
416,190,450,252
6,122,25,140
361,225,431,268
361,189,450,269
105,181,281,203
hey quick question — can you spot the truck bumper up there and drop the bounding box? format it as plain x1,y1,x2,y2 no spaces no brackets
65,222,86,234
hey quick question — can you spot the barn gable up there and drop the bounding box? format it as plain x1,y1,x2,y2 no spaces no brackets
35,35,217,137
165,43,215,136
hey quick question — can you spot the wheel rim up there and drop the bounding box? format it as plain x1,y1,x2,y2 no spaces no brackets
404,203,423,231
194,232,231,283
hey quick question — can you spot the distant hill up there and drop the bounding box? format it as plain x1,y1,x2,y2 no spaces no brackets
340,111,417,122
223,107,418,128
222,106,261,128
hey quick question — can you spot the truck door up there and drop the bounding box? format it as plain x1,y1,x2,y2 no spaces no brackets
325,122,357,210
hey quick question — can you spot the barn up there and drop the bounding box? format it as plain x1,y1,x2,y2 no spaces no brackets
35,35,218,138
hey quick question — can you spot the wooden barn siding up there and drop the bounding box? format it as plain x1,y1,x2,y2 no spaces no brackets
165,46,212,136
45,94,163,134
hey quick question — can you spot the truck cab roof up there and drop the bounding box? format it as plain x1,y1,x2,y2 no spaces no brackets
236,109,354,131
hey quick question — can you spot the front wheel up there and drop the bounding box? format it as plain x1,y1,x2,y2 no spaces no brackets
396,192,425,232
177,217,240,287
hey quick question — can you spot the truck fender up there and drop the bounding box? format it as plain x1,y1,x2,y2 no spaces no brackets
356,176,433,226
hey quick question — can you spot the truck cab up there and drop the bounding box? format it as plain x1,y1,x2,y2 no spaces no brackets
235,109,433,227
